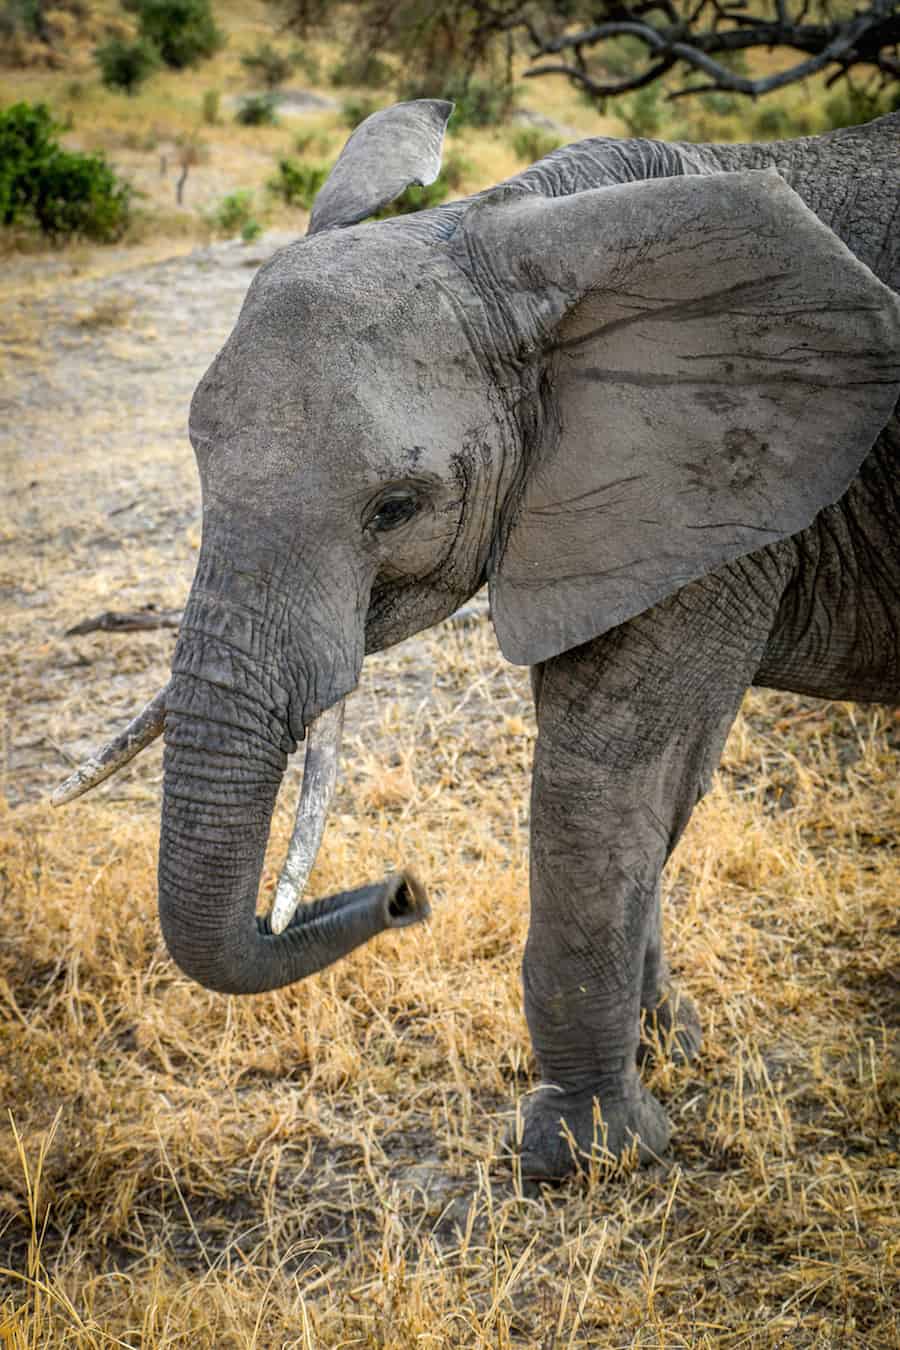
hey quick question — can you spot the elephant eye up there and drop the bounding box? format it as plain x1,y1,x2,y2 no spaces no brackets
366,491,420,534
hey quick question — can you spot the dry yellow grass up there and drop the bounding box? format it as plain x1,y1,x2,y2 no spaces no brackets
1,624,897,1346
2,8,898,1346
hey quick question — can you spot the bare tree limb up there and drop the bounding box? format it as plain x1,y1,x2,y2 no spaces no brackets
66,607,182,637
524,56,677,99
514,0,900,103
269,0,899,107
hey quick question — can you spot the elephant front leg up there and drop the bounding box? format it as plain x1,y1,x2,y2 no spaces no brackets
515,570,783,1180
519,755,675,1179
637,881,703,1069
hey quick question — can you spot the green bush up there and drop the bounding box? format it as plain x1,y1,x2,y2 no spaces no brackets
0,100,55,225
0,0,49,44
329,52,392,88
592,34,646,79
448,77,515,128
439,149,470,192
697,90,741,117
616,86,664,138
751,104,793,140
509,126,563,163
372,177,446,217
822,84,885,130
373,151,471,217
235,93,279,126
291,45,320,83
340,95,379,129
28,148,130,238
399,76,513,130
752,102,815,141
267,157,329,208
210,188,258,235
241,40,295,91
201,88,220,124
134,0,224,70
294,127,333,156
0,101,130,241
94,35,160,95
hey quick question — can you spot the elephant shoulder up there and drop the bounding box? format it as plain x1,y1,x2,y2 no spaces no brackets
710,119,899,292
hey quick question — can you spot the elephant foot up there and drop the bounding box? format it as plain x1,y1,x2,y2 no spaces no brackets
638,987,702,1068
511,1077,672,1182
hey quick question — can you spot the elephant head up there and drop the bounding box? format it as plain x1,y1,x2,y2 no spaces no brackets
56,102,900,995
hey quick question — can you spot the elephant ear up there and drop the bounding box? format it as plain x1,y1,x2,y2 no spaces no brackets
465,171,900,666
308,99,453,235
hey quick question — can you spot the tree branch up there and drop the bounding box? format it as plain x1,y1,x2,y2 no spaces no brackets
523,56,677,99
515,0,899,103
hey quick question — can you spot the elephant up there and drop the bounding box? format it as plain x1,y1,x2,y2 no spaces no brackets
55,100,900,1181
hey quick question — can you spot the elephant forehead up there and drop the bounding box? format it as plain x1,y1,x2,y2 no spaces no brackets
190,250,490,491
243,230,487,385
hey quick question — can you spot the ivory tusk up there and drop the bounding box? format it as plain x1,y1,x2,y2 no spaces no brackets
51,685,168,806
269,698,346,935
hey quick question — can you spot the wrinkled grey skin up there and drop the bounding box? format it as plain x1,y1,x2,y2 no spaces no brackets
161,100,900,1180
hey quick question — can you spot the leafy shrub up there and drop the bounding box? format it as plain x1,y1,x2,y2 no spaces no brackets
294,127,332,156
373,151,471,217
329,51,391,88
267,157,329,208
822,84,885,130
372,178,446,217
698,90,741,117
94,35,159,95
240,40,295,90
340,95,379,129
0,101,130,240
399,75,516,131
1,2,102,67
509,126,563,163
134,0,224,69
448,77,515,128
752,102,815,141
751,105,793,140
0,0,43,38
0,99,55,224
201,88,220,124
121,127,159,150
440,149,470,192
616,86,664,138
30,150,130,238
589,34,646,79
210,188,258,235
235,93,279,126
240,215,261,242
291,44,319,83
399,76,513,130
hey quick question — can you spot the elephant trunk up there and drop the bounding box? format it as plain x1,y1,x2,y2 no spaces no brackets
158,669,427,995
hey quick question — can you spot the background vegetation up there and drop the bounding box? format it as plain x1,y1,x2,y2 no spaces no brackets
1,0,896,248
1,1,897,1344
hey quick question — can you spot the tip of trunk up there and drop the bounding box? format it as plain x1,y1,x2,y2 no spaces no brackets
383,871,430,928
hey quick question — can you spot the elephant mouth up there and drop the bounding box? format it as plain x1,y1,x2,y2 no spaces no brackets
51,685,391,936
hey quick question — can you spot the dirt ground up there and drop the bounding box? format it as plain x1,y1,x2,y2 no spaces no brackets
1,224,898,1346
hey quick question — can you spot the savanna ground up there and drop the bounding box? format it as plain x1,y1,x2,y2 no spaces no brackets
1,3,899,1344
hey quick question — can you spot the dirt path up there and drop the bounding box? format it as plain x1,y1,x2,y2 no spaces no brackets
1,233,280,805
1,232,495,810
